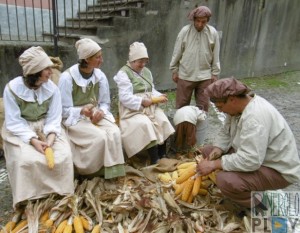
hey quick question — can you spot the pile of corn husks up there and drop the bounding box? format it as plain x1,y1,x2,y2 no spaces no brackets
0,159,251,233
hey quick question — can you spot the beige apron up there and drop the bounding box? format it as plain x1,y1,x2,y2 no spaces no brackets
63,117,124,175
119,93,175,158
1,120,74,208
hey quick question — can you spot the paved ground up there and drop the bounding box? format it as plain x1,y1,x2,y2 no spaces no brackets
0,71,299,224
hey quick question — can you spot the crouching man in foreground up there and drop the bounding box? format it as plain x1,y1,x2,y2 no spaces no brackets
196,77,300,208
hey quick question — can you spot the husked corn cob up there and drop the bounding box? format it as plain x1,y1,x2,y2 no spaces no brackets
201,175,208,181
174,180,187,195
181,178,194,202
208,171,217,184
151,96,165,104
45,147,55,169
177,168,186,177
39,211,49,223
55,220,67,233
62,224,72,233
11,220,28,233
63,217,73,233
51,226,57,233
0,221,16,233
45,211,60,229
176,164,196,184
201,180,213,190
73,215,84,233
198,189,208,196
80,216,93,231
0,212,20,233
192,175,202,196
91,224,100,233
171,170,179,180
187,192,194,203
177,161,196,169
157,173,172,183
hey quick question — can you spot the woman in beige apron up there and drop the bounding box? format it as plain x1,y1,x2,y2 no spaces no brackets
59,38,125,179
114,42,175,164
1,46,74,208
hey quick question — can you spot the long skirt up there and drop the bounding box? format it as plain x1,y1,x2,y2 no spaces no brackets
119,93,175,158
63,117,125,179
1,121,74,208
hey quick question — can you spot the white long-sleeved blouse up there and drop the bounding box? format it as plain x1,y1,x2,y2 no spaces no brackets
113,69,162,111
58,64,114,126
3,76,62,143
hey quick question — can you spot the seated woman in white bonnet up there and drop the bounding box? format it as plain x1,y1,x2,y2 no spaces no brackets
59,38,125,179
1,46,74,208
113,42,175,164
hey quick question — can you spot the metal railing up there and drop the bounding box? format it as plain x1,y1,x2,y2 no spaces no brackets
0,0,143,53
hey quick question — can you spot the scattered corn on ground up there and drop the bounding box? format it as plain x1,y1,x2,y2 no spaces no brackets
0,155,247,233
157,158,219,204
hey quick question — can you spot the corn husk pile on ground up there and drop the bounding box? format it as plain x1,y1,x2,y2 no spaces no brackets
0,156,250,233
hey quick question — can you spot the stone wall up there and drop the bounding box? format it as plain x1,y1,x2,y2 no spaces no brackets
0,0,299,95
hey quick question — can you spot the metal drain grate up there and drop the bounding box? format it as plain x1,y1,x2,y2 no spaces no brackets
0,158,8,183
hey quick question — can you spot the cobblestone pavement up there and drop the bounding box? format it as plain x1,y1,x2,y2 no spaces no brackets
0,71,299,224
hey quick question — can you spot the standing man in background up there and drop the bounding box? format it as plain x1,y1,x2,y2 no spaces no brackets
169,5,221,145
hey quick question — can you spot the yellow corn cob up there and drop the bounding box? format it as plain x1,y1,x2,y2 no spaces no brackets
176,164,196,184
1,212,22,233
45,147,55,169
44,219,54,228
157,173,172,183
0,221,16,233
91,224,100,233
198,189,208,196
164,172,172,180
11,220,28,233
55,220,67,233
44,210,60,229
79,216,93,231
208,171,217,184
201,180,213,190
201,175,208,180
151,96,165,104
187,192,194,203
39,211,49,223
181,178,194,202
73,215,84,233
62,224,72,233
171,170,178,180
63,216,73,233
174,180,187,195
173,183,179,190
177,161,196,169
192,175,202,196
177,168,186,177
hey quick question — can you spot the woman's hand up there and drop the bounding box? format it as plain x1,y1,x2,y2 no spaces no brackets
46,133,56,147
151,95,168,104
141,97,152,107
30,138,48,154
157,95,168,103
90,109,104,124
81,104,94,117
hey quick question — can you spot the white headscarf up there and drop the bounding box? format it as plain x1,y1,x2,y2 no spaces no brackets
128,42,148,62
19,46,53,77
75,38,101,59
